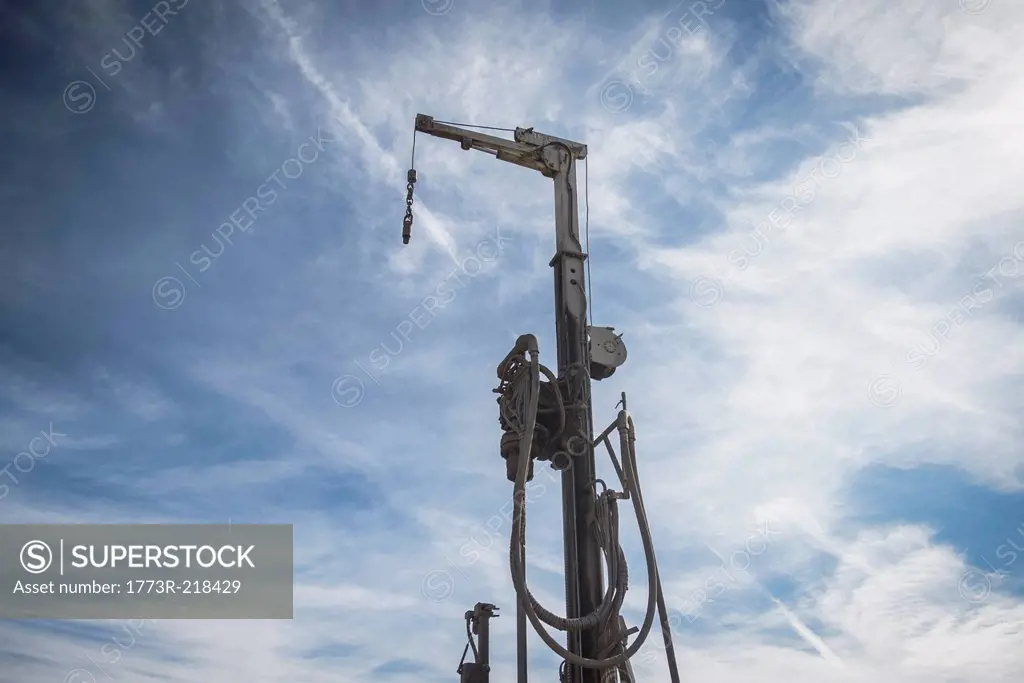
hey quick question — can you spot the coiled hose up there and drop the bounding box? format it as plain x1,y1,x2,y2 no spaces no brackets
506,348,662,670
502,356,627,633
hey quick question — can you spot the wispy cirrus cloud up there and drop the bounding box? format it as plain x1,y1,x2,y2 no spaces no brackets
1,0,1022,680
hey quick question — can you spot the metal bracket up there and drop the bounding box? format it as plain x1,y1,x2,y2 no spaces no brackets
458,603,499,683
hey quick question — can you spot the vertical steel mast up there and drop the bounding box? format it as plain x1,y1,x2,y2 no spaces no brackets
403,115,674,683
548,139,605,683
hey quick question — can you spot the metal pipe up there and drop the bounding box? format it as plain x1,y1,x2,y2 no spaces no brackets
478,606,490,669
622,415,680,683
552,153,605,683
517,541,528,683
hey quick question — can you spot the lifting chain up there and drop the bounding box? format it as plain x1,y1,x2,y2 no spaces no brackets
402,127,418,245
402,168,416,244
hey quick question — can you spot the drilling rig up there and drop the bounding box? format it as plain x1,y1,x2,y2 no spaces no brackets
402,115,680,683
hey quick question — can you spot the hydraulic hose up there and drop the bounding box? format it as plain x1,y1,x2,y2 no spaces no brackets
506,349,662,670
503,357,625,633
622,412,682,683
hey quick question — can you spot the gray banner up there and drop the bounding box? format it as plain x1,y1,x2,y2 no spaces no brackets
0,524,292,619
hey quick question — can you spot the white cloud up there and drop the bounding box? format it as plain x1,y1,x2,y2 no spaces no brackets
6,0,1024,681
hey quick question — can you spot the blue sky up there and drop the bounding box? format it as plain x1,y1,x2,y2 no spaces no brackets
2,0,1023,681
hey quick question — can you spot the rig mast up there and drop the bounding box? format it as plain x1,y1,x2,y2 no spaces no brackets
403,115,679,683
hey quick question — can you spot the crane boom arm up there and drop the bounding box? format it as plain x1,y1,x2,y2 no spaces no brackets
414,114,586,176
